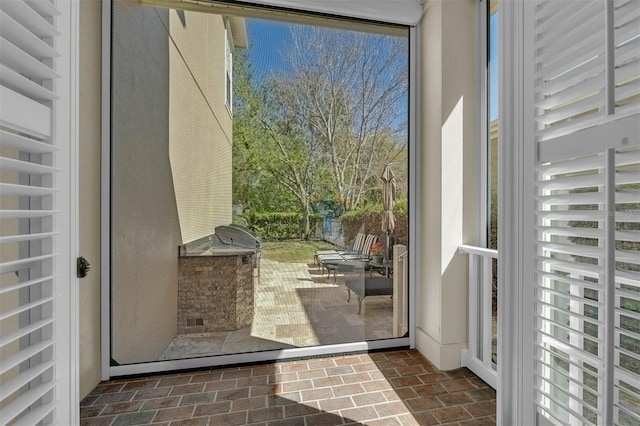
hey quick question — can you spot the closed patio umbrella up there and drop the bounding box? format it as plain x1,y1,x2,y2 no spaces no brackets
381,164,396,261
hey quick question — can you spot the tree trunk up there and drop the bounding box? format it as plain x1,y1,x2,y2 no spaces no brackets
301,204,311,240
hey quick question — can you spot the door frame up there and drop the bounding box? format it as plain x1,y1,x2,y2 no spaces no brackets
497,0,536,423
63,0,81,419
99,0,417,379
100,0,112,381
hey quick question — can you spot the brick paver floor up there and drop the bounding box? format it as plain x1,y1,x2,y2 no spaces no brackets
81,349,496,425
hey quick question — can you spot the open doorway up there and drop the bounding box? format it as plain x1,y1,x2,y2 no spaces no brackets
108,0,411,371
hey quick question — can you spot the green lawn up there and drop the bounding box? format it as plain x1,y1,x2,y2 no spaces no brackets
261,240,336,263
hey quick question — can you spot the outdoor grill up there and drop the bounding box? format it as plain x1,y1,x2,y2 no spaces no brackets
177,225,261,333
210,224,262,271
178,224,262,272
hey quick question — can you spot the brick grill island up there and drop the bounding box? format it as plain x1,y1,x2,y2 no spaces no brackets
177,233,257,333
178,251,254,333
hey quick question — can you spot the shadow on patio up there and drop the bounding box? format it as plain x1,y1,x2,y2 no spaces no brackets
159,258,393,360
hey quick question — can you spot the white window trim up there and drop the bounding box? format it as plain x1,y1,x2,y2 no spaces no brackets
408,25,418,351
224,17,233,115
478,0,488,250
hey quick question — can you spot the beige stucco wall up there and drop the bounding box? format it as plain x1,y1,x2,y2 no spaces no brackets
110,1,233,364
416,0,478,370
78,0,103,398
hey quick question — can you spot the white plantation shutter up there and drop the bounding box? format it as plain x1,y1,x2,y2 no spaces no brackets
0,0,78,425
615,0,640,117
528,0,640,425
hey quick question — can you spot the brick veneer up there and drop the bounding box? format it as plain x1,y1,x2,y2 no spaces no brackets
177,254,254,333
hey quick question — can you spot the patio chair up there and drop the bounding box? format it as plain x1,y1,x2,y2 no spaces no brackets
314,232,366,265
317,234,379,277
316,234,375,264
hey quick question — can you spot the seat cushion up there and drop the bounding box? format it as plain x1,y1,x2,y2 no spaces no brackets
344,277,393,298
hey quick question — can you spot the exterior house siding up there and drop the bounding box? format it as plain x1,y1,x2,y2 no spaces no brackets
169,10,233,244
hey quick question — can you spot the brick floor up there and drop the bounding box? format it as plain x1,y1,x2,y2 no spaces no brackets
81,349,496,425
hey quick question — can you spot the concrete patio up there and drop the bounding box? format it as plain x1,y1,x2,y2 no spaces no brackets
159,258,394,360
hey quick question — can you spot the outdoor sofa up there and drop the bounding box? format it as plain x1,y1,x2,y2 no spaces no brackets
344,277,394,314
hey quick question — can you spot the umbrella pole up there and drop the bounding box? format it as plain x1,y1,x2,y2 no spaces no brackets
385,231,389,263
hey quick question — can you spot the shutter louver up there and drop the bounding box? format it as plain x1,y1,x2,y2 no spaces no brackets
614,0,640,116
614,145,640,425
535,0,607,142
0,0,65,424
531,1,640,425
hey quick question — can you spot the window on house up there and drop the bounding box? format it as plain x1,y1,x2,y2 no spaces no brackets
108,1,411,369
225,18,233,111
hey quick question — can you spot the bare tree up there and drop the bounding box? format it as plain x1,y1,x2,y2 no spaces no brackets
233,26,408,238
277,27,408,211
258,84,326,239
234,52,325,238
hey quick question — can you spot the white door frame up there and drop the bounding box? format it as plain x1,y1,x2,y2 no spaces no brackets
100,0,417,379
62,0,81,420
497,0,536,423
100,0,112,381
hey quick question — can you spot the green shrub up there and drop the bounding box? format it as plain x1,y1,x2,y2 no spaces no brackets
243,211,322,240
340,197,409,246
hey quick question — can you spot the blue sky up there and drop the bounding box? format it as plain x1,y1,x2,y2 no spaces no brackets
245,16,498,121
246,19,293,82
245,18,409,135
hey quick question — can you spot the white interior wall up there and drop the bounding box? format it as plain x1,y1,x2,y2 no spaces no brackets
416,0,478,370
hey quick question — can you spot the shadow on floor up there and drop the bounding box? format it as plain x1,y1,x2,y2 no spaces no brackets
81,350,496,425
